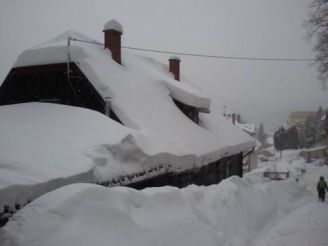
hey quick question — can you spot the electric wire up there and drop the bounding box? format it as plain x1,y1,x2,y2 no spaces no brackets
68,37,324,62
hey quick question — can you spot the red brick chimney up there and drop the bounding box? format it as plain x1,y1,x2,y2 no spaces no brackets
169,56,180,81
237,114,241,123
232,113,236,125
103,20,123,65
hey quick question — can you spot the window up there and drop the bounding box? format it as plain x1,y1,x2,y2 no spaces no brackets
173,99,199,124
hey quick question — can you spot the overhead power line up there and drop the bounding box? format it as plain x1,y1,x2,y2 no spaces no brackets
68,37,323,62
122,46,321,62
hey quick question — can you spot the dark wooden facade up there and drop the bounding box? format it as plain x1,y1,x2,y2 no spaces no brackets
0,63,105,113
0,63,125,124
127,152,243,189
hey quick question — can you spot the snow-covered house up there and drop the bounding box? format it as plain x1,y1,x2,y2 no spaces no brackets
223,112,257,171
0,20,255,205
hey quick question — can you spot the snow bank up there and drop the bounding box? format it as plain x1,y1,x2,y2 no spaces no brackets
0,174,318,246
2,153,328,246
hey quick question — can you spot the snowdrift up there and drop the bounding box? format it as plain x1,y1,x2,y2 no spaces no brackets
0,172,324,246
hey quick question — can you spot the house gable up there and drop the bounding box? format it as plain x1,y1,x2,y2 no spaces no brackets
0,63,124,125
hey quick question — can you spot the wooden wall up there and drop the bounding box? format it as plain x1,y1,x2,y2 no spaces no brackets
127,153,243,189
0,63,105,114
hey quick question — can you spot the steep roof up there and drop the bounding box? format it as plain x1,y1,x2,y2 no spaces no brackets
13,30,255,155
15,31,210,111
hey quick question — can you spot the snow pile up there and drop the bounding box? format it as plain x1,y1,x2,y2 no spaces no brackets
1,163,328,246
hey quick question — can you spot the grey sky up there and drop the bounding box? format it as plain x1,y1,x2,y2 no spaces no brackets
1,0,327,131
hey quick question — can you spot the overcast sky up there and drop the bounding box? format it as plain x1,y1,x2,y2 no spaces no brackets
1,0,327,131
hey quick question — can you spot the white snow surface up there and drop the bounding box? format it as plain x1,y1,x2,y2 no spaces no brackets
1,157,328,246
0,103,136,206
0,31,254,206
169,55,181,61
103,19,123,32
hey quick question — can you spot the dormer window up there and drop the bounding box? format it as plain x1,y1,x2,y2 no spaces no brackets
173,99,199,124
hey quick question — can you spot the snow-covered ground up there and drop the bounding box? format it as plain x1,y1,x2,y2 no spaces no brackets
1,149,328,246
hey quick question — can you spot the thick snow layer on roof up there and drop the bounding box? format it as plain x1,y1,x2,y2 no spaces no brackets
200,109,254,153
2,159,328,246
103,19,123,33
163,78,211,109
0,103,132,188
12,31,254,154
14,31,210,110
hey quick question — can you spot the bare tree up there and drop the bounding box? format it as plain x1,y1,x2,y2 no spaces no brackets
305,0,328,89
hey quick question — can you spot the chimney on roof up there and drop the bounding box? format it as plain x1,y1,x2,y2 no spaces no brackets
103,19,123,65
169,56,180,81
237,114,241,123
232,113,236,125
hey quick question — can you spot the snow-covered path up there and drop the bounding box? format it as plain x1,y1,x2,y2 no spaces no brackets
249,154,328,246
253,201,328,246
